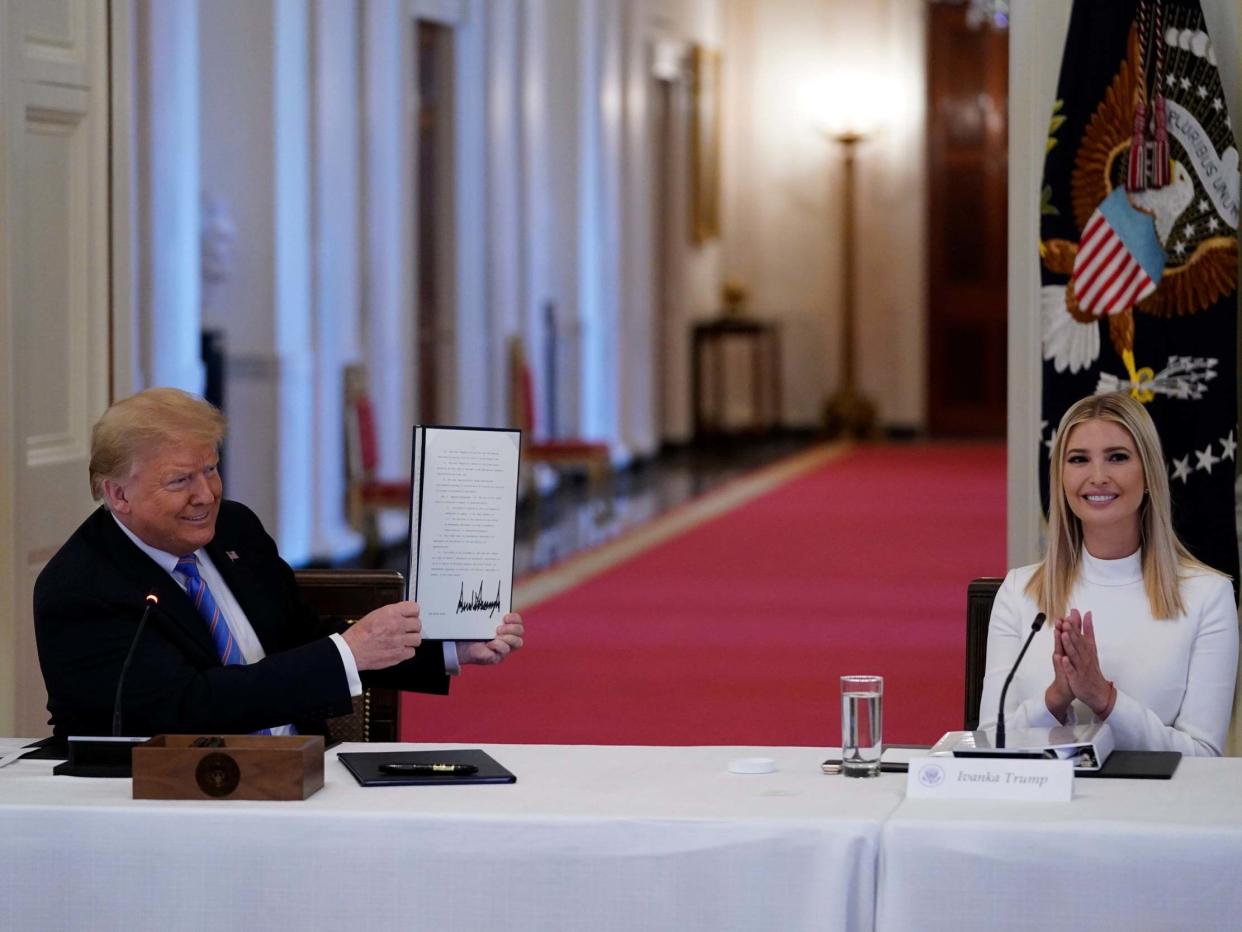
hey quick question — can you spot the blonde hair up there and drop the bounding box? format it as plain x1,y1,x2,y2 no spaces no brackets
1027,391,1216,619
89,388,226,501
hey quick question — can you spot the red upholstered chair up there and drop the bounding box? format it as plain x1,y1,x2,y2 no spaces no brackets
508,337,613,513
344,364,411,555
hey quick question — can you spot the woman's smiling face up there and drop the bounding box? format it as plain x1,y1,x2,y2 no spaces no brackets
1061,417,1145,554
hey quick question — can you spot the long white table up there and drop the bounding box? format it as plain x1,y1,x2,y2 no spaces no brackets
0,741,902,932
6,739,1242,931
877,756,1242,931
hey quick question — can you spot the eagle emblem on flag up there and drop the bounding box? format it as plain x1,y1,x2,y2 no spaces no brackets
1041,9,1236,401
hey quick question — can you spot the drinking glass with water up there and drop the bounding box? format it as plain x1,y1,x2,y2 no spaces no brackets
840,675,883,778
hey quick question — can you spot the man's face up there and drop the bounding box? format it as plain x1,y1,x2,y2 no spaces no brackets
104,439,222,556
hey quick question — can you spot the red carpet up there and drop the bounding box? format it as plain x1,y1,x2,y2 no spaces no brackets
402,443,1007,746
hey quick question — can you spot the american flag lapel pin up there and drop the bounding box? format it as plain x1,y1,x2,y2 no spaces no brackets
226,550,240,562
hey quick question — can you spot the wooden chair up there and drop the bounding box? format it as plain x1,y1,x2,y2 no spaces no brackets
293,568,404,743
344,364,411,556
508,336,613,512
963,577,1002,730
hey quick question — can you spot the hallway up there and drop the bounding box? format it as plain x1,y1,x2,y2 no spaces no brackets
401,439,1009,746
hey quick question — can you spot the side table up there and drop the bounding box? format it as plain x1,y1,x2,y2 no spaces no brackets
691,317,782,439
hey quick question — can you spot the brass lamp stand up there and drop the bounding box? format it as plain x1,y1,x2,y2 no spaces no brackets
822,130,877,438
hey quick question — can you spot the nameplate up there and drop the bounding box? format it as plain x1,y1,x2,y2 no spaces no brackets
905,756,1073,801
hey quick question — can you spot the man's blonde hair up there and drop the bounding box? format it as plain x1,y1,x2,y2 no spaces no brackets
89,388,226,501
1026,391,1217,619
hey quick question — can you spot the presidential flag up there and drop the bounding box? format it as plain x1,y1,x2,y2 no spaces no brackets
1039,0,1239,583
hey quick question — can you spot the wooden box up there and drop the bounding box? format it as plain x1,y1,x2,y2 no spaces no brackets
132,735,324,801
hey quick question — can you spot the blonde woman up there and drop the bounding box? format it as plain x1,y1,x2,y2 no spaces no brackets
978,392,1238,755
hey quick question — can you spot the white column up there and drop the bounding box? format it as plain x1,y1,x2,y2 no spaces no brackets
451,0,491,426
526,0,584,438
523,0,553,435
1202,2,1241,122
138,0,203,392
578,0,623,455
658,38,697,445
111,0,138,397
362,0,417,490
482,0,526,428
618,0,657,457
199,0,314,562
272,0,315,563
308,0,364,560
1007,0,1071,568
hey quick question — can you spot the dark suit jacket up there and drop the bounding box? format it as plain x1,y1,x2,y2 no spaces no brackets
34,500,449,737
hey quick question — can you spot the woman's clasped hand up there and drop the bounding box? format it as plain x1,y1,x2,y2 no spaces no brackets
1047,609,1114,722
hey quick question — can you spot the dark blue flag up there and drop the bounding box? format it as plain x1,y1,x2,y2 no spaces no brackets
1039,0,1239,584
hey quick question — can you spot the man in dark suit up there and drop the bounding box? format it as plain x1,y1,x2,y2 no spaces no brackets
33,388,524,737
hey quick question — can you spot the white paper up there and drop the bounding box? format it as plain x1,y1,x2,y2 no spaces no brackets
905,756,1074,801
408,426,424,583
407,426,521,639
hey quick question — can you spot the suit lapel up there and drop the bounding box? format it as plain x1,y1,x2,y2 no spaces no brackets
91,509,220,665
205,510,284,653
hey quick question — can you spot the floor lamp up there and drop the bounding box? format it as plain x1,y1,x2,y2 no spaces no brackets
822,130,877,438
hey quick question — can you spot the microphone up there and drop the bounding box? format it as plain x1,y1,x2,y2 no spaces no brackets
112,593,159,737
995,612,1046,749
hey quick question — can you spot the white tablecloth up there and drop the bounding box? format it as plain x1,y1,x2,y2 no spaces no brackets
9,740,1241,931
877,756,1242,931
0,743,902,932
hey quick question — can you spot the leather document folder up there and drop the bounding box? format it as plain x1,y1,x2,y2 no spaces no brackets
337,748,516,786
1075,749,1181,779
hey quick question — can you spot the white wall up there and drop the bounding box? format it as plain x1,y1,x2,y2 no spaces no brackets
719,0,927,431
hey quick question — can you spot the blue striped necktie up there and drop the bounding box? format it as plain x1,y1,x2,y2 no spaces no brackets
175,554,246,666
175,554,275,736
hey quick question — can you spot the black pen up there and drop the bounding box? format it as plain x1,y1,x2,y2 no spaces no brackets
820,759,908,774
380,762,479,775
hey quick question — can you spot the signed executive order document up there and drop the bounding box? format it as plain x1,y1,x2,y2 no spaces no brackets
407,426,521,639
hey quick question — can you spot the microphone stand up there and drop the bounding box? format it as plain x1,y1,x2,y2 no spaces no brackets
55,594,159,778
112,594,160,736
995,613,1046,749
